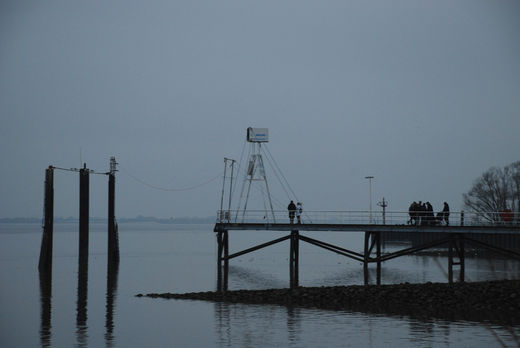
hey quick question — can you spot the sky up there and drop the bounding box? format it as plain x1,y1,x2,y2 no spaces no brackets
1,0,519,219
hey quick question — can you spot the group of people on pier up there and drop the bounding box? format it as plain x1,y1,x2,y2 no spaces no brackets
408,201,450,226
287,200,303,224
285,199,450,226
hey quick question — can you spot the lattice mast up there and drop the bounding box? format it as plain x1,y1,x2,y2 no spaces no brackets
236,128,276,223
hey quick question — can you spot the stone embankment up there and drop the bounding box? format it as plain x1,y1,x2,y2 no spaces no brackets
137,280,520,325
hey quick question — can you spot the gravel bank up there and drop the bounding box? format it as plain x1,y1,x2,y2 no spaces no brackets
138,280,520,325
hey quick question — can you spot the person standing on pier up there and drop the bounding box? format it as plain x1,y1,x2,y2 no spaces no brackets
442,202,450,225
296,202,303,224
417,201,424,225
288,200,296,224
426,202,434,225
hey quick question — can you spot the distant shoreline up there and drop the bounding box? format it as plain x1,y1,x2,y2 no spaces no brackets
139,280,520,325
0,216,215,224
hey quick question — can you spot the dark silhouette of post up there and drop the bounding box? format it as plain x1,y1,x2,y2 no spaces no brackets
39,267,52,347
39,166,54,270
108,157,119,263
376,231,381,285
459,236,465,282
79,164,89,261
217,231,229,292
76,250,88,346
290,230,299,289
77,163,89,346
364,232,370,285
105,258,119,347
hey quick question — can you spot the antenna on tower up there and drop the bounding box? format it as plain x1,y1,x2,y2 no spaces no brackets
377,197,388,225
219,157,236,222
109,156,118,175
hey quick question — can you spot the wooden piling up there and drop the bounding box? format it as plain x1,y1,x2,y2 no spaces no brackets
39,166,54,271
108,172,119,262
105,256,119,344
38,266,52,347
76,249,88,345
79,164,89,260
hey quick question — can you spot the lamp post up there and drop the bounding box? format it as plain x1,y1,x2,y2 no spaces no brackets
365,176,374,224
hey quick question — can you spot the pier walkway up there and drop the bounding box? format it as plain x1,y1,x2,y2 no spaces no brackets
213,210,520,291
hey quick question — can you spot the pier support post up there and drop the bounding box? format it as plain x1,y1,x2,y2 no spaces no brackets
376,232,381,285
363,231,381,285
289,230,299,289
79,164,89,262
217,232,222,291
223,231,229,291
217,231,229,292
459,235,465,282
448,234,466,284
364,232,369,285
39,166,54,271
448,234,453,284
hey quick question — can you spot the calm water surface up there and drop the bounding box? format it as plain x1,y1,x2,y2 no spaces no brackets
0,223,519,347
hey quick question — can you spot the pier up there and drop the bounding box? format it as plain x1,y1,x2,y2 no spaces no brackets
214,210,520,291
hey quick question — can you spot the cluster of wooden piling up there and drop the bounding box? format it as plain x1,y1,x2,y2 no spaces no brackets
38,159,119,271
37,158,120,347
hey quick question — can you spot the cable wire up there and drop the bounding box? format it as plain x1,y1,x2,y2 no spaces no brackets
119,166,222,192
263,145,299,200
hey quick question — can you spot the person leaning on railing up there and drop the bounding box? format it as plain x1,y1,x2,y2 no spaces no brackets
442,202,450,225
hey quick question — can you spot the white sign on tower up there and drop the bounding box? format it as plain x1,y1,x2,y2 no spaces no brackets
247,128,269,143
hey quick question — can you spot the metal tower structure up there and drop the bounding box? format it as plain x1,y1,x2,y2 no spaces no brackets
235,128,276,223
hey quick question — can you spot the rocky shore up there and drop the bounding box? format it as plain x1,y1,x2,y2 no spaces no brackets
138,280,520,325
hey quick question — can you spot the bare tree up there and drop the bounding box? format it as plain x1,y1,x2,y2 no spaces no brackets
505,161,520,220
463,162,519,224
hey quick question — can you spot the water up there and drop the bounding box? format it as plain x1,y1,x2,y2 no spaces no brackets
1,223,519,347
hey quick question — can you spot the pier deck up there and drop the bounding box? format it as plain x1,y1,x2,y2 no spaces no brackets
213,210,520,291
214,222,520,234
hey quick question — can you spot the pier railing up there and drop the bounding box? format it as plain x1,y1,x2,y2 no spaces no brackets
217,210,519,227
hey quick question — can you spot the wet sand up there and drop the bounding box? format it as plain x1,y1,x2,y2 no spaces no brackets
138,280,520,325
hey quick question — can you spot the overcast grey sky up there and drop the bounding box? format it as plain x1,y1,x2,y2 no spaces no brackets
1,0,519,219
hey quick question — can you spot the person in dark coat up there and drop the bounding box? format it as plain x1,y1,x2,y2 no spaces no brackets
288,200,296,224
442,202,450,225
426,202,434,225
417,201,424,225
408,202,417,225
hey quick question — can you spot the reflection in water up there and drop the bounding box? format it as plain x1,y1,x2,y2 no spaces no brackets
215,301,304,347
409,318,435,345
286,306,301,343
215,302,231,347
215,302,292,347
105,259,119,347
39,268,52,348
76,253,88,348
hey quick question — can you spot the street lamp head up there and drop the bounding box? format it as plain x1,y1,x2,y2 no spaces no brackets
365,176,374,179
